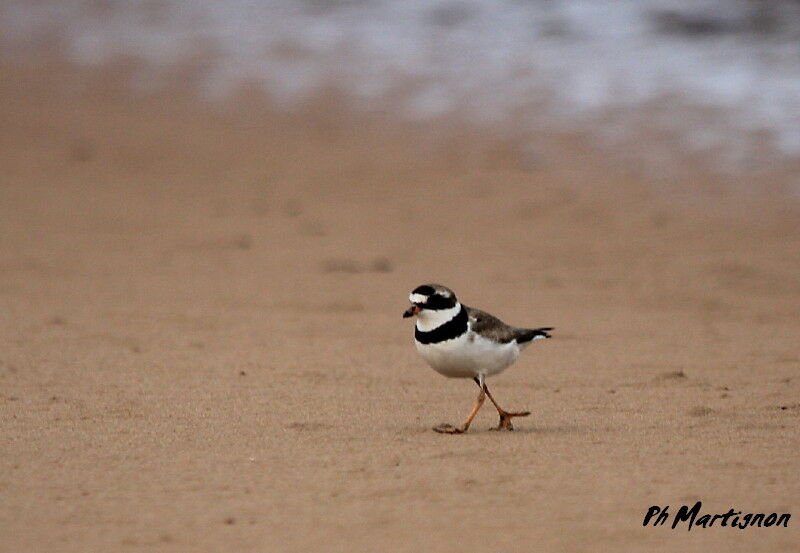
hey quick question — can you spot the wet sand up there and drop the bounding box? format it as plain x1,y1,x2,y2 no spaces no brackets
1,59,799,552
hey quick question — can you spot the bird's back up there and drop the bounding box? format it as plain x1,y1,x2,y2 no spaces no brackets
465,305,552,345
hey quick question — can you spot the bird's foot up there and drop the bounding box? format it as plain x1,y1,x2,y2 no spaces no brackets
493,410,531,431
433,423,466,434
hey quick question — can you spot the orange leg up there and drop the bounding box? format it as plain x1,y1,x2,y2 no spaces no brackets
433,387,486,434
474,377,530,431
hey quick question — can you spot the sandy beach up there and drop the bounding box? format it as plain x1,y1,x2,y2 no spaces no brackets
1,59,799,552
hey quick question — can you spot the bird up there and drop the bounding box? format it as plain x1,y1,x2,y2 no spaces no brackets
403,283,552,434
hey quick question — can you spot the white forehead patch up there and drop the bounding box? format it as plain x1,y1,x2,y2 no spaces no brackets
409,293,428,304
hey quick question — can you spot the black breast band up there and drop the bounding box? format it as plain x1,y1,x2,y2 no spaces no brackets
415,306,469,344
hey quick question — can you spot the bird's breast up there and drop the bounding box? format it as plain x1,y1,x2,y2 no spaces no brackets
414,330,520,378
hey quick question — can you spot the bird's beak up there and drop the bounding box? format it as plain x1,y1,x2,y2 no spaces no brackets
403,304,422,318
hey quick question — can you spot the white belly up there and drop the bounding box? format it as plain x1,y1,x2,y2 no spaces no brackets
415,331,521,378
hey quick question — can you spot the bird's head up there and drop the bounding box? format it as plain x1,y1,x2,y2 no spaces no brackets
403,284,458,320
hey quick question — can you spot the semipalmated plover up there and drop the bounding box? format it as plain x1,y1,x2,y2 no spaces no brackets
403,284,552,433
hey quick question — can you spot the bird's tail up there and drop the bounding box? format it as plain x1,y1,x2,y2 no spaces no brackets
518,327,553,343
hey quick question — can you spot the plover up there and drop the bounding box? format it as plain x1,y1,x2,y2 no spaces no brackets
403,284,552,433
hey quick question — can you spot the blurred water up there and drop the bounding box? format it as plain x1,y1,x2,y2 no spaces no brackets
3,0,800,178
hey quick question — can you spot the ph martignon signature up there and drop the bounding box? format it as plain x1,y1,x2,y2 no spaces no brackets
644,502,790,530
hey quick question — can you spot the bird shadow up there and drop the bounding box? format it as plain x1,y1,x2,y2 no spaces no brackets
485,423,593,435
424,423,599,436
517,423,601,435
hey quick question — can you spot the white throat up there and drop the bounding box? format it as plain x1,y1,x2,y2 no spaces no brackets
415,303,462,332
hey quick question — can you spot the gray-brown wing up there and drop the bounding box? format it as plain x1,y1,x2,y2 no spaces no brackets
466,305,553,344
